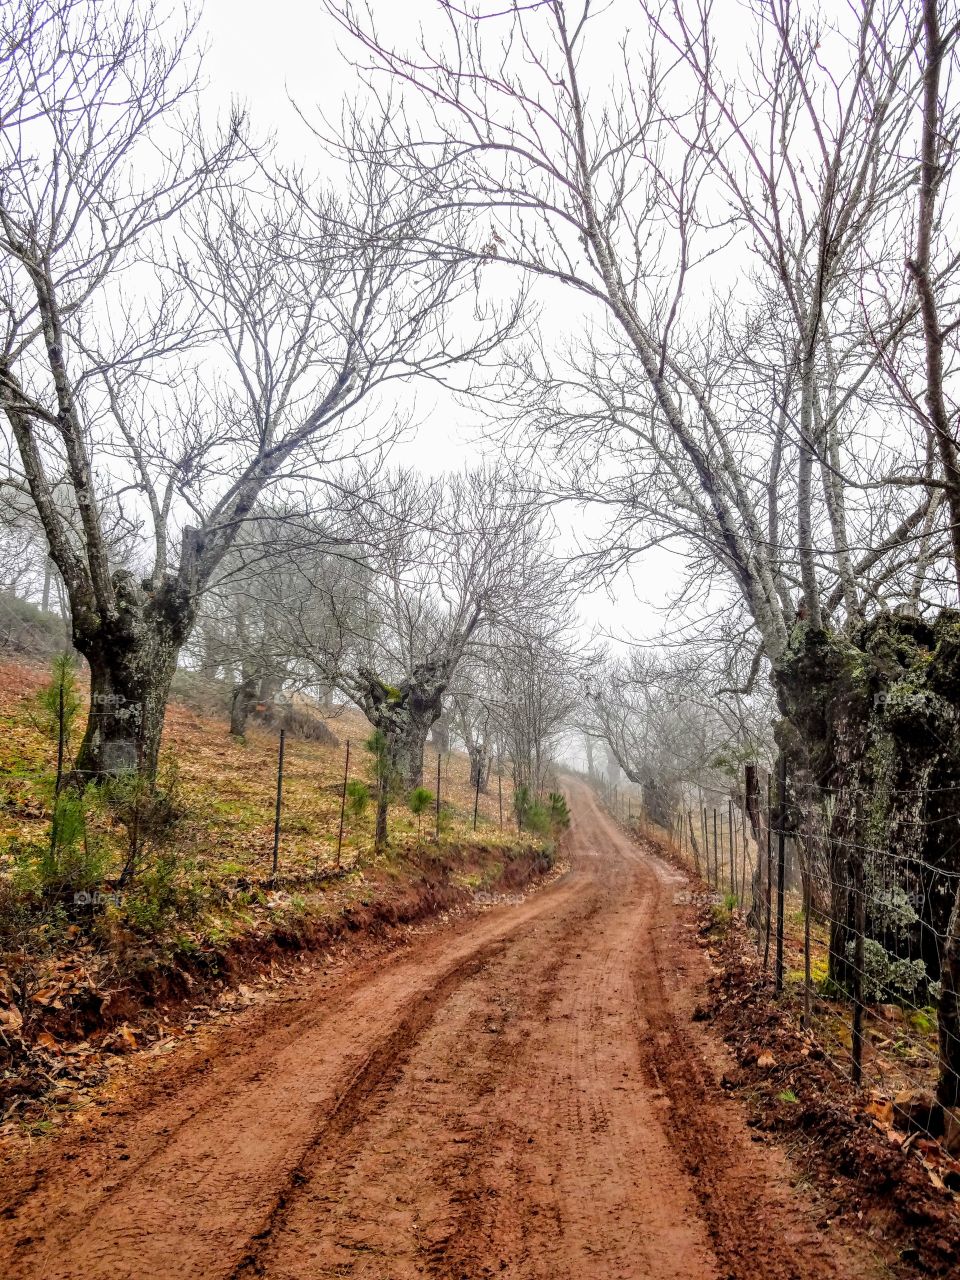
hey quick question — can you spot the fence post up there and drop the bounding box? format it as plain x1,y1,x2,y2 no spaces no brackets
436,753,442,841
728,798,736,899
738,802,748,911
701,807,709,886
498,762,503,829
272,728,286,880
775,752,787,994
473,755,481,831
851,798,866,1084
48,677,68,866
763,772,773,973
336,739,350,869
55,678,65,799
713,808,719,893
687,810,702,876
802,828,812,1030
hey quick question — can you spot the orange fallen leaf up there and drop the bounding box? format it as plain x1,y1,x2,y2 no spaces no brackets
0,1005,23,1031
865,1099,894,1128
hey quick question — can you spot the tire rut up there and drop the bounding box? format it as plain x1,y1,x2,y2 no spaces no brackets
0,784,885,1280
229,934,513,1278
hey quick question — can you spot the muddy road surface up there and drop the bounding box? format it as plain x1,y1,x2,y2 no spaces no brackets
0,784,879,1279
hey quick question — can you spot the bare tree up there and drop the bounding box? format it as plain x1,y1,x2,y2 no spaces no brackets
331,0,932,653
449,667,494,792
187,505,364,737
0,0,516,780
332,0,960,991
491,619,582,800
586,647,773,828
318,467,557,848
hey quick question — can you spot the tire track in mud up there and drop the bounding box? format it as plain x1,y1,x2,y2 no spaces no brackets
228,932,524,1278
0,784,883,1280
234,879,607,1278
0,884,581,1280
612,812,872,1280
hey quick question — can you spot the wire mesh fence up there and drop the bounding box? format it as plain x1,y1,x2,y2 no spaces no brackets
600,761,960,1164
0,659,530,899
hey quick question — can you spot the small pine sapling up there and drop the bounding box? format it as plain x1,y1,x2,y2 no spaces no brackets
408,786,434,839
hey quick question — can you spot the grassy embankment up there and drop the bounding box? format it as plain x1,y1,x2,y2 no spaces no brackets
0,659,559,1130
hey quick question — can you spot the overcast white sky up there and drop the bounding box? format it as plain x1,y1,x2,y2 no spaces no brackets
199,0,690,650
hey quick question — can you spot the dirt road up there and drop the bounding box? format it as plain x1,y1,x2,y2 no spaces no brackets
0,785,879,1279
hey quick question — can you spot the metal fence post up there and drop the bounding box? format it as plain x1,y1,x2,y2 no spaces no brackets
336,739,350,869
728,797,736,899
851,796,866,1084
436,753,442,841
55,678,65,799
775,753,787,994
272,728,286,879
701,807,709,886
802,829,812,1030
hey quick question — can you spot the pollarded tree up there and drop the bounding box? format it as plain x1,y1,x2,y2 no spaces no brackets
319,467,558,845
0,0,515,780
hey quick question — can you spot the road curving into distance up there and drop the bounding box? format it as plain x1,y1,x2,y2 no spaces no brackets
0,782,879,1280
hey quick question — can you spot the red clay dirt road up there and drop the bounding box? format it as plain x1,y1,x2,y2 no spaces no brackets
0,784,880,1280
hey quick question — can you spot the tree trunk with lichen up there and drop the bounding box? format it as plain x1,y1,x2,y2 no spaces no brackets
346,662,449,851
776,611,960,993
73,571,194,781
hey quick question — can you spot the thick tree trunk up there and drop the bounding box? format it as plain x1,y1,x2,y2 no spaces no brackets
392,714,432,790
75,639,180,780
370,716,431,852
348,662,451,851
230,668,259,737
468,743,490,792
73,571,193,782
776,612,960,989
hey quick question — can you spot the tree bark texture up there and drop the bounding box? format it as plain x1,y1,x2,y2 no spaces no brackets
73,571,194,780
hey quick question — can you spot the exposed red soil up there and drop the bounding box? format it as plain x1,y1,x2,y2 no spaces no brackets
0,842,555,1128
0,785,893,1278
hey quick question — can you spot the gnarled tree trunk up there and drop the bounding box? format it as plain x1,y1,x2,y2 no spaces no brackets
73,571,193,781
347,662,448,851
776,612,960,991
